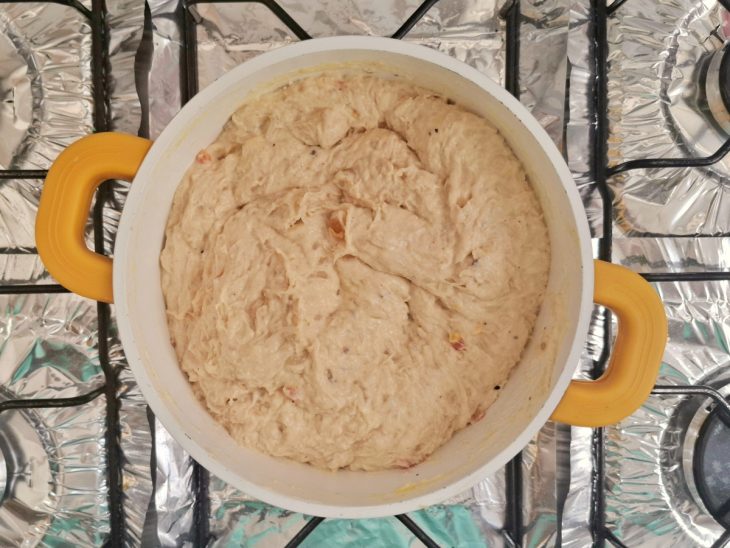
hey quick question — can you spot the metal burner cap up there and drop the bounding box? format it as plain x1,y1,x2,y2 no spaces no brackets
694,402,730,528
706,44,730,133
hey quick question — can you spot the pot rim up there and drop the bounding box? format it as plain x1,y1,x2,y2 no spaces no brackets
113,35,593,518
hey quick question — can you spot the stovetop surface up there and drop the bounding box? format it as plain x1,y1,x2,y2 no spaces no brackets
1,0,730,546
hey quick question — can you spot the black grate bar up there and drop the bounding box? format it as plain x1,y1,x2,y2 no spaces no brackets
711,529,730,548
91,0,111,132
641,271,730,282
601,526,630,548
653,385,730,423
254,0,311,39
179,0,198,104
191,461,211,545
592,0,612,262
589,1,611,546
97,300,125,548
391,0,441,39
89,0,125,543
0,284,69,295
181,0,311,100
605,0,628,16
0,247,37,254
0,0,91,18
284,517,325,548
501,2,524,544
501,0,520,97
395,514,441,548
504,452,524,547
253,0,311,40
0,386,105,414
178,6,214,542
0,170,48,180
186,0,311,39
178,2,525,546
607,137,730,177
589,427,607,548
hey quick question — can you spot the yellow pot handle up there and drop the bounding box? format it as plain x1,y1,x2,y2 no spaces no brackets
551,260,667,427
36,133,152,303
38,134,666,424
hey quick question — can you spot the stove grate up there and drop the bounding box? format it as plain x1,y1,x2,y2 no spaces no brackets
2,0,730,545
176,0,524,545
592,0,730,545
0,0,128,545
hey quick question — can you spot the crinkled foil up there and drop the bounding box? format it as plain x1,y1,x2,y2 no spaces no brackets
143,0,571,545
111,321,155,547
106,1,154,545
560,1,601,543
206,468,506,547
520,0,571,145
0,0,144,283
0,178,48,284
0,293,104,400
603,282,730,546
152,421,196,547
0,2,93,284
607,0,730,270
0,392,109,546
562,0,730,546
566,0,600,236
108,0,146,136
0,0,149,545
0,295,109,545
0,3,93,171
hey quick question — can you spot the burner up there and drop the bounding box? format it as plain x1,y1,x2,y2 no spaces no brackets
661,7,730,180
705,43,730,134
657,380,728,545
606,2,730,240
0,4,93,171
657,368,730,543
694,399,730,528
0,386,109,546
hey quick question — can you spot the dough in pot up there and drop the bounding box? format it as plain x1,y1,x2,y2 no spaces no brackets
160,72,551,471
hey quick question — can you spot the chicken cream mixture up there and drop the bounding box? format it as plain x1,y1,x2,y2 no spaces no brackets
161,72,550,471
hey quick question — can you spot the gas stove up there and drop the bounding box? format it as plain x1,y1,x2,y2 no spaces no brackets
1,0,730,546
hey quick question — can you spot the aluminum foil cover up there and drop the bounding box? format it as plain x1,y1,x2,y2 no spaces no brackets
6,0,696,546
562,0,730,546
140,0,572,545
0,2,94,284
0,294,107,546
559,3,608,544
606,0,730,273
604,1,730,545
0,0,149,545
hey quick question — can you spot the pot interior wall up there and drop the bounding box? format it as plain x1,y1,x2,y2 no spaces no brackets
114,39,589,515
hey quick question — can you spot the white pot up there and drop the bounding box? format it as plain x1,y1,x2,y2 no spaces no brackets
35,36,667,518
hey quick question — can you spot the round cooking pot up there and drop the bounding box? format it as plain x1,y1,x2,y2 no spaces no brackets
35,37,667,518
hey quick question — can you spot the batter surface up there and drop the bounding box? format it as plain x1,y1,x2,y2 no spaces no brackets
160,72,550,471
